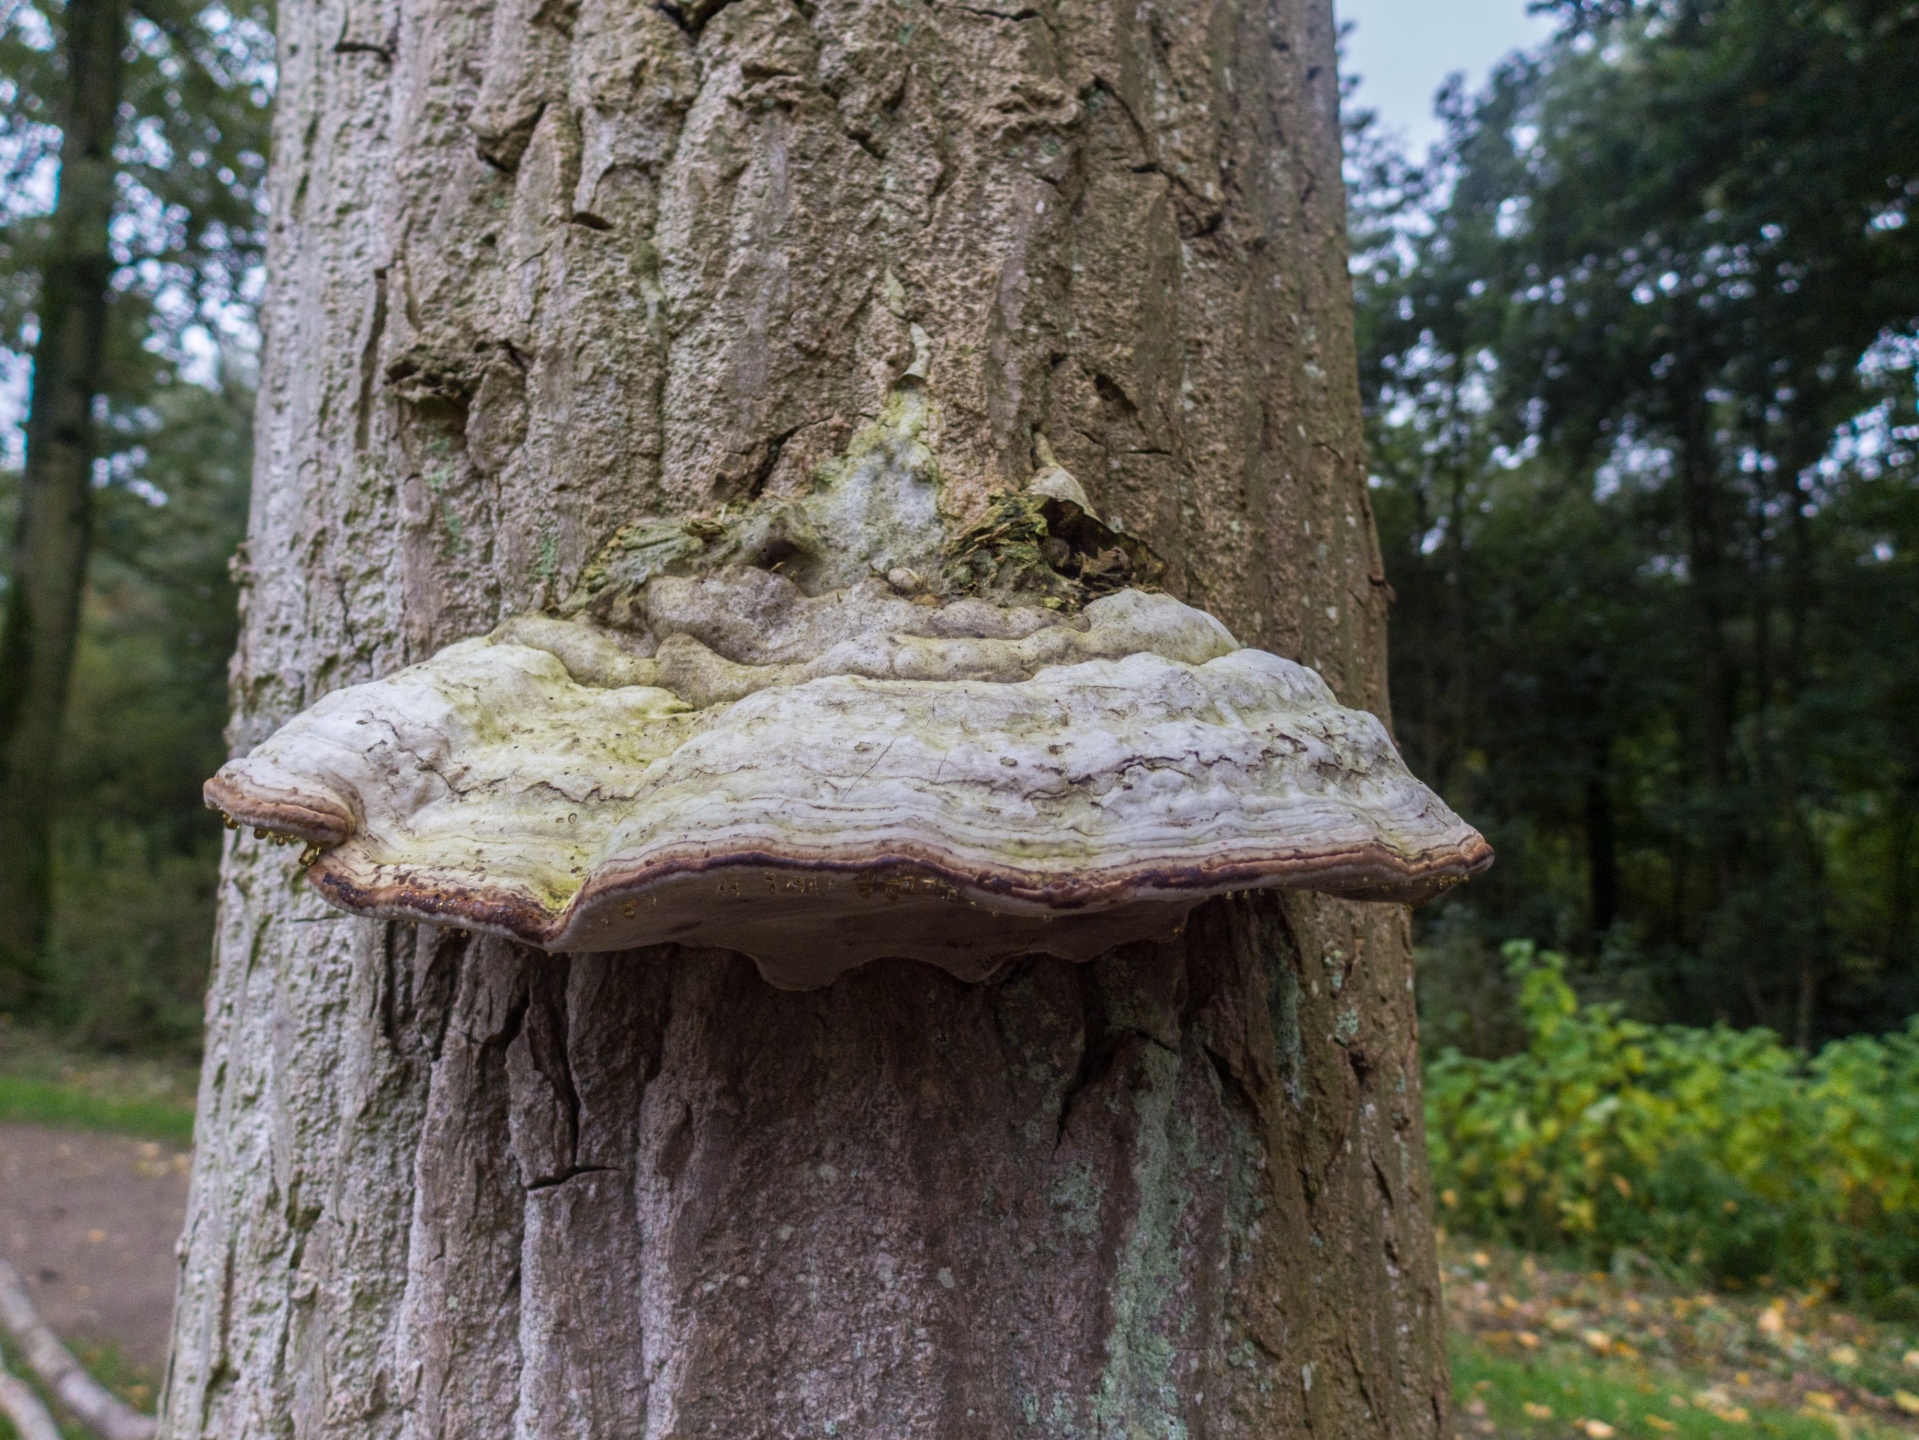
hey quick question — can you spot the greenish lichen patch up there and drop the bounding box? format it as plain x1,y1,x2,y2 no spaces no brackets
564,384,1164,624
565,500,829,624
1090,1041,1194,1440
800,384,950,590
947,492,1167,612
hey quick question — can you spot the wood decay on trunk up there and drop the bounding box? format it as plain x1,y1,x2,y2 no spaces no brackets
204,405,1488,984
163,0,1451,1427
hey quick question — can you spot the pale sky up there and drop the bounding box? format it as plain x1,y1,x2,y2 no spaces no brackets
1336,0,1556,153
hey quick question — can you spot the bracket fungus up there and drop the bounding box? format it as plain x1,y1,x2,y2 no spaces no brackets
208,388,1491,989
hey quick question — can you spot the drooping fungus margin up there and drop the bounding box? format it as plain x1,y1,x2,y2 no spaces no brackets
208,395,1491,988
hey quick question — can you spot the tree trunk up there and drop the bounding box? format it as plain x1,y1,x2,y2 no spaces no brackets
162,0,1447,1433
1584,731,1619,937
0,0,127,1005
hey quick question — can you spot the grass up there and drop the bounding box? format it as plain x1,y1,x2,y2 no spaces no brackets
1454,1341,1880,1439
0,1023,196,1143
0,1074,194,1143
1444,1236,1919,1439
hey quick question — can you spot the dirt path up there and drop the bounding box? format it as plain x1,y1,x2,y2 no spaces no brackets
0,1123,190,1378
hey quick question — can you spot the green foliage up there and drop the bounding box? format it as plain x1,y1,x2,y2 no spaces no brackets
1427,944,1919,1315
41,377,247,1051
0,0,275,386
0,372,248,1053
1352,0,1919,1042
1,0,267,1051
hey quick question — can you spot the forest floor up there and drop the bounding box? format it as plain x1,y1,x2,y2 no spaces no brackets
0,1032,196,1426
2,1035,1917,1438
1443,1236,1919,1440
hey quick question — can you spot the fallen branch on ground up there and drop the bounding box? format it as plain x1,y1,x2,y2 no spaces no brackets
0,1257,156,1440
0,1360,62,1440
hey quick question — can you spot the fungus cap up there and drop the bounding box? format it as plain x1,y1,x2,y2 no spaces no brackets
207,574,1490,989
208,397,1489,987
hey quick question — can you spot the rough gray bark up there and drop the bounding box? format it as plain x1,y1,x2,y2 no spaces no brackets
163,0,1447,1432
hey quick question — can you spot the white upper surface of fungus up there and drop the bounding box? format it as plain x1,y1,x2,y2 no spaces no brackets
208,393,1490,988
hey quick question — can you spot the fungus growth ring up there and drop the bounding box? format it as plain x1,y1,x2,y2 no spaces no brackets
208,391,1491,988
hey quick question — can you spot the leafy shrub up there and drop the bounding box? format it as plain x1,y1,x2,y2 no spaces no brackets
45,823,219,1053
1426,943,1919,1315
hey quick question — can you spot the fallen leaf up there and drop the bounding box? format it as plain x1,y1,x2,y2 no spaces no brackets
1805,1391,1837,1412
1829,1344,1859,1367
1644,1417,1676,1433
1580,1421,1616,1439
1894,1391,1919,1416
1522,1402,1553,1419
1517,1330,1541,1349
1582,1329,1613,1355
1758,1304,1785,1336
1903,1350,1919,1371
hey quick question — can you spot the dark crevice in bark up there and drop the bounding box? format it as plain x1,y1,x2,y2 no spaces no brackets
524,1165,618,1192
475,108,546,174
941,3,1042,21
333,34,393,59
1201,1039,1262,1126
1370,1155,1397,1214
654,0,740,37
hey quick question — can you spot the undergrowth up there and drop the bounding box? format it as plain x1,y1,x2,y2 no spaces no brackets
1428,944,1919,1317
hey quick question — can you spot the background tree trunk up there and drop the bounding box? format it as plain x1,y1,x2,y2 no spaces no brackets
162,0,1446,1433
0,0,127,1005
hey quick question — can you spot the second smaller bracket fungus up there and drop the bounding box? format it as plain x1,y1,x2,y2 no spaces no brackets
208,393,1492,988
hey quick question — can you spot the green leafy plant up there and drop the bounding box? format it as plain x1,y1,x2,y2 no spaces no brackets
1427,944,1919,1316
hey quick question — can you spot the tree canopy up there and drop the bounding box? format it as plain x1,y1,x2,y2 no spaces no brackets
1354,0,1919,1047
0,0,269,1041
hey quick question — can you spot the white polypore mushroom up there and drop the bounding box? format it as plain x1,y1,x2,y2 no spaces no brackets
208,393,1491,988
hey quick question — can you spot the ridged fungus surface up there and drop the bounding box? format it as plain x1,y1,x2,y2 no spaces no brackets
208,391,1491,987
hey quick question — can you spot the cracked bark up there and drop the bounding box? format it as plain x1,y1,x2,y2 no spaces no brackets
162,0,1447,1432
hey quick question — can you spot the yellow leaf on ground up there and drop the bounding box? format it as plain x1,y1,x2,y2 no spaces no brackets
1829,1344,1859,1367
1903,1349,1919,1371
1644,1416,1676,1433
1522,1402,1553,1419
1893,1390,1919,1416
1580,1421,1616,1439
1516,1330,1541,1349
1805,1391,1837,1411
1582,1329,1613,1354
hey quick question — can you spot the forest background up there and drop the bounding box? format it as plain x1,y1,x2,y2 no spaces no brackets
0,0,1915,1298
